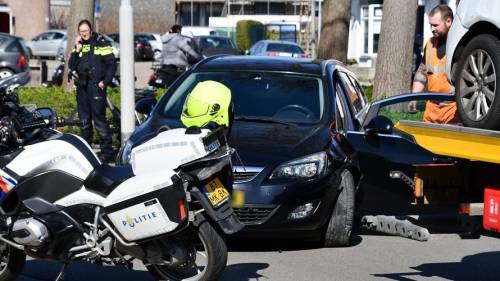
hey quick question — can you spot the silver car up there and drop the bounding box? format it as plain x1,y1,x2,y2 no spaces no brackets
446,0,500,129
26,30,67,58
248,40,307,58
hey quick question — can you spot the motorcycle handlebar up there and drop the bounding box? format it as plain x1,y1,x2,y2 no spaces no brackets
54,117,83,127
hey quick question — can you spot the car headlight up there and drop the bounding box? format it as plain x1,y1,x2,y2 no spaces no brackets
269,151,327,179
119,139,134,165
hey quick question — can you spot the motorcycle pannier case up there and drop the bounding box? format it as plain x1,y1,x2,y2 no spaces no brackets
104,176,188,242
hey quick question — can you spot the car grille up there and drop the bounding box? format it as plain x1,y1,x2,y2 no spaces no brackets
234,171,259,182
233,166,263,183
234,206,277,225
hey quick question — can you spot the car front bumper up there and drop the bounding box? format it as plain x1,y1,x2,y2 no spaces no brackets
232,170,341,235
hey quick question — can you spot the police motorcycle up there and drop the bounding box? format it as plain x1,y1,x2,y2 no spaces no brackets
0,78,243,281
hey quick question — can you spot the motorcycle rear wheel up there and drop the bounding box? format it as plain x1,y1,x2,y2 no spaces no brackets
146,217,227,281
0,242,26,281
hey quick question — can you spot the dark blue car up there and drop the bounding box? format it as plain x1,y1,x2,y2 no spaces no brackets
118,56,372,247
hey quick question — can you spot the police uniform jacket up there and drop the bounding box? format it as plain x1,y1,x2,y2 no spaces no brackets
68,33,116,86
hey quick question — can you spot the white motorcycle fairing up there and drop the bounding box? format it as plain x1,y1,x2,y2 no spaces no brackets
130,128,217,175
0,134,101,211
7,134,97,180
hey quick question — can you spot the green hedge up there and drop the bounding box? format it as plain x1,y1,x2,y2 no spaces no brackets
18,86,121,119
18,86,166,117
236,20,263,53
18,86,166,145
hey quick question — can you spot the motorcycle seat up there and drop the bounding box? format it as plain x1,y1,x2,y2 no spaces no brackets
84,164,134,196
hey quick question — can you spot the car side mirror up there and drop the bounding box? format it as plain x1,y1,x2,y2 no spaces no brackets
135,97,157,115
364,115,394,134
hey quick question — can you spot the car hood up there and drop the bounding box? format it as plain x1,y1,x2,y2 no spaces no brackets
230,122,330,166
130,118,331,166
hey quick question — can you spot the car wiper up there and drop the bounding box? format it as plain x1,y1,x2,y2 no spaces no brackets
234,116,296,126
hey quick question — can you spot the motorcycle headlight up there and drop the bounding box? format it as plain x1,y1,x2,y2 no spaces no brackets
119,139,134,165
269,151,327,180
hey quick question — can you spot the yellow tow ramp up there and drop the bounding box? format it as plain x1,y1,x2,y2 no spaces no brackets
395,120,500,164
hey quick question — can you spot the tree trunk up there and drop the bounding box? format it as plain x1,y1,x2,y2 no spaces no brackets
317,0,351,63
63,0,95,92
373,0,417,106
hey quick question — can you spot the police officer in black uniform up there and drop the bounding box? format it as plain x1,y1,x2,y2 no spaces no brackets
68,19,116,163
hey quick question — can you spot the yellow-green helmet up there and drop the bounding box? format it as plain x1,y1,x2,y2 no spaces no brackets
181,80,232,128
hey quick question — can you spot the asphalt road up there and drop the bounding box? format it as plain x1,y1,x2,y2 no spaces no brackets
16,231,500,281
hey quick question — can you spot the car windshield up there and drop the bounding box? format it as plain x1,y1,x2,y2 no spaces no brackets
267,43,304,54
161,71,324,125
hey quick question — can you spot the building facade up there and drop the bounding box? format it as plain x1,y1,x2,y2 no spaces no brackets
99,0,175,33
0,0,49,40
178,0,458,68
49,0,175,34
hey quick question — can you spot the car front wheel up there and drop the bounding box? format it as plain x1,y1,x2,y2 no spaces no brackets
323,169,355,247
454,34,500,129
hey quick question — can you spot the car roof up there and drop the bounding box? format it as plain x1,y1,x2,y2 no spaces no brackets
194,55,324,76
136,32,161,36
256,40,300,46
196,35,232,39
47,29,67,34
0,32,22,41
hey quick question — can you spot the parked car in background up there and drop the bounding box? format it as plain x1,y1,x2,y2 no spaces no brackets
446,0,500,130
248,40,307,57
181,26,217,37
25,30,66,58
118,56,369,247
106,33,119,43
0,33,29,78
194,35,239,57
135,32,162,61
107,33,154,61
133,35,154,61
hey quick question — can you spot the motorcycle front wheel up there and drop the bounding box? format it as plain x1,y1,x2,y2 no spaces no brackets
146,217,228,281
0,242,26,281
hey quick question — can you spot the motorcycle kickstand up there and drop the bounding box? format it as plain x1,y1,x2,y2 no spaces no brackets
54,262,68,281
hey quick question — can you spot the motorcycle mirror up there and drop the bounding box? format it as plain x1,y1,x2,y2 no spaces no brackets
35,107,56,126
35,107,55,119
135,97,157,115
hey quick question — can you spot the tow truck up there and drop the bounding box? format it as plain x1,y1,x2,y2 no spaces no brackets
349,92,500,241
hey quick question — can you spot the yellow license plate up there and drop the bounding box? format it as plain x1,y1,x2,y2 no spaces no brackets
204,178,230,206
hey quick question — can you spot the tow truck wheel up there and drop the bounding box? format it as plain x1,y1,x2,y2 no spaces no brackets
454,34,500,130
323,169,355,247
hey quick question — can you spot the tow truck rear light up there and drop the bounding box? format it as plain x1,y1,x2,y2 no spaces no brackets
484,187,500,233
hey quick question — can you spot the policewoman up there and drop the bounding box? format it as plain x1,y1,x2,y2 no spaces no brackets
68,19,116,163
